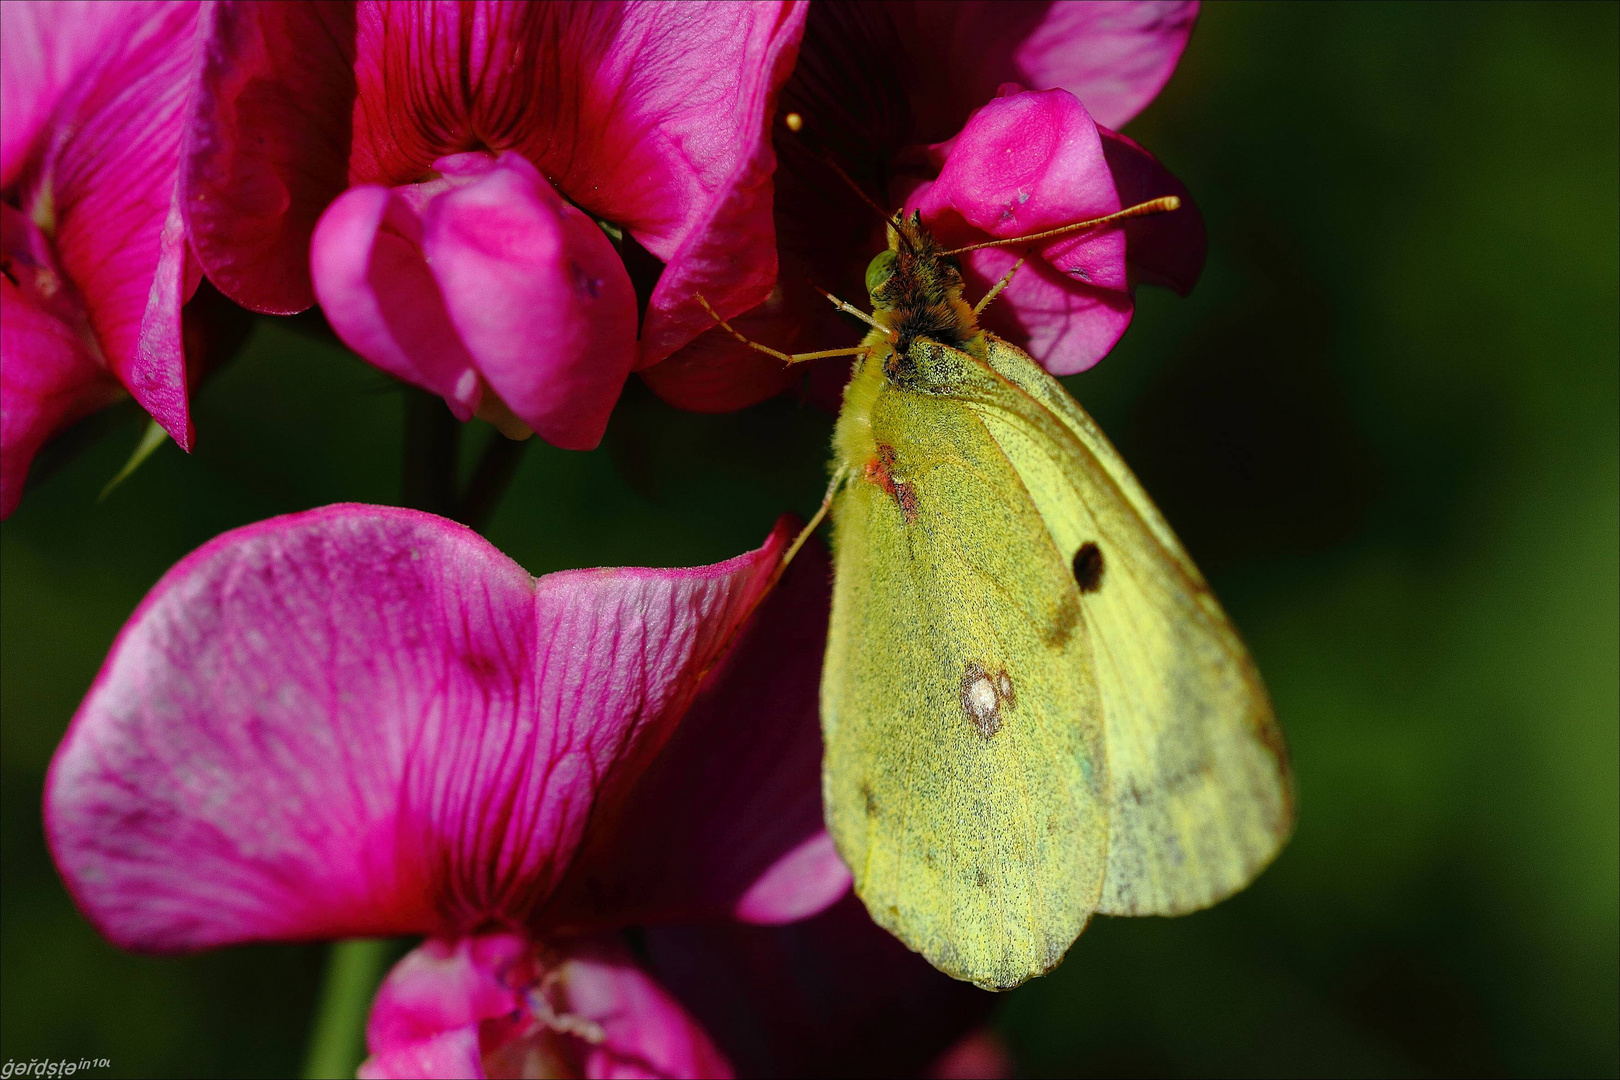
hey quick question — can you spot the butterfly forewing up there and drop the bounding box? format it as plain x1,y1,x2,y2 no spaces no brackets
823,353,1109,989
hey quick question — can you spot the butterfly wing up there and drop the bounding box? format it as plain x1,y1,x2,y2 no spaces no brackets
823,356,1109,990
970,335,1295,916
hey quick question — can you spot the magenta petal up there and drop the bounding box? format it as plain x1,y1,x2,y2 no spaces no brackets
310,184,483,420
549,536,849,929
639,325,803,416
0,278,118,518
359,1028,485,1080
46,506,792,950
45,507,536,949
1100,126,1207,296
559,941,733,1080
930,1028,1016,1079
913,0,1198,132
365,934,731,1080
367,935,527,1063
912,88,1132,374
124,185,197,450
422,152,637,450
24,1,198,442
518,520,795,922
731,832,849,926
183,0,357,314
633,2,807,368
0,1,140,187
1006,0,1198,129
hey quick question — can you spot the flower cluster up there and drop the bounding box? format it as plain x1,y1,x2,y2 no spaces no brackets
13,1,1208,1075
4,0,1204,515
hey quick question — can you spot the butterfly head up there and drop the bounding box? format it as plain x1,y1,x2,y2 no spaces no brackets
863,212,980,356
865,212,963,311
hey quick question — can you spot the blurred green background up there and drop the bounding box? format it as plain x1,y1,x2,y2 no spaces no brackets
3,3,1615,1076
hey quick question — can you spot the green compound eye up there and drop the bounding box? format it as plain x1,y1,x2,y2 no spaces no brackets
865,250,898,297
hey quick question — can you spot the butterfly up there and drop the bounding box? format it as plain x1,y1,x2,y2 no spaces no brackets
699,156,1294,991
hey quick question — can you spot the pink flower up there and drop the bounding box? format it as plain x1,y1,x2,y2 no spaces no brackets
646,0,1206,412
183,1,806,449
45,505,853,1078
1,0,203,517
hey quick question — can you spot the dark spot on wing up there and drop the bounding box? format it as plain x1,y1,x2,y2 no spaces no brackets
861,782,879,818
1045,592,1081,647
1073,541,1105,593
975,867,990,888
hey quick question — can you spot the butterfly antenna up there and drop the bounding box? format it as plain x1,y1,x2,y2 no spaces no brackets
782,111,899,224
941,196,1182,256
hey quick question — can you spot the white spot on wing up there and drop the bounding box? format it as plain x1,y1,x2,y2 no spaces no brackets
968,678,996,717
960,661,1015,740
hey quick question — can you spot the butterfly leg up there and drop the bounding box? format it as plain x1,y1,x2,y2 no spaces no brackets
782,464,849,569
695,294,867,365
972,257,1027,317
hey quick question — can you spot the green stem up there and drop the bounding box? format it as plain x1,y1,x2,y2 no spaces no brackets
303,938,395,1079
455,432,530,532
401,387,459,515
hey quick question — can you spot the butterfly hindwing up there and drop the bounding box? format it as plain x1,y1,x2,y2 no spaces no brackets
968,335,1296,915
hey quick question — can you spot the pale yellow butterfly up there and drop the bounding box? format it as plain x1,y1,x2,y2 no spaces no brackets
699,136,1294,990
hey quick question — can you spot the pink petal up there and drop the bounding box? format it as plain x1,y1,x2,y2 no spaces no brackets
0,276,118,518
547,536,849,929
359,1028,486,1080
630,2,808,368
46,507,790,951
928,1027,1016,1080
646,893,992,1078
648,3,1200,410
366,934,731,1080
517,522,795,922
15,0,199,443
559,941,733,1080
1100,126,1206,296
642,105,893,415
0,1,139,187
421,152,637,450
368,934,528,1061
182,0,358,314
125,185,197,450
190,1,804,364
309,183,483,420
900,0,1198,134
640,210,868,413
731,832,849,925
910,87,1132,375
998,0,1199,129
343,0,805,261
639,323,804,416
